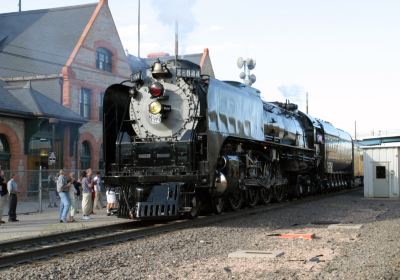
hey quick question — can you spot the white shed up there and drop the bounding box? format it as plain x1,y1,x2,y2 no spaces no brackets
363,143,400,198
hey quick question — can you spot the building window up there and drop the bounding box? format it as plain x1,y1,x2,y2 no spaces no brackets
376,166,386,179
80,141,91,170
0,134,10,170
80,88,91,119
98,92,104,121
96,47,112,72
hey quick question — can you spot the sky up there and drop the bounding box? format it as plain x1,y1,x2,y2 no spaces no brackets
2,0,400,138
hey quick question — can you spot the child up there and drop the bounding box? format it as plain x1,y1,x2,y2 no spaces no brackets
106,186,117,216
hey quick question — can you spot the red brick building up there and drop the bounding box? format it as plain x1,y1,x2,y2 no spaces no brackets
0,0,130,175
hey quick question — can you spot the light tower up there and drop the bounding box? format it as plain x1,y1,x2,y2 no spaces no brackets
237,57,256,86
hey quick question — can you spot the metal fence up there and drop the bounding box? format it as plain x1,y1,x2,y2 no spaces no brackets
2,167,104,213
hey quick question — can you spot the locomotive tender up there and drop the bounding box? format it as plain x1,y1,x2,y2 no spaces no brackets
103,59,353,219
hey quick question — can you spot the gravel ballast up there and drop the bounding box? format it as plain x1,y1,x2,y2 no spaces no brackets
1,189,400,279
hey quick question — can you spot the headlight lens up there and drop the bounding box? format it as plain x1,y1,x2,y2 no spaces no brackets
149,101,162,115
149,82,164,98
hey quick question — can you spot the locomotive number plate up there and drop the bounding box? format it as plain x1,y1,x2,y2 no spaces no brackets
149,113,162,124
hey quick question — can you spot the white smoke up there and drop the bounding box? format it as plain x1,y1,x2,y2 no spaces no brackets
150,0,197,53
278,84,307,111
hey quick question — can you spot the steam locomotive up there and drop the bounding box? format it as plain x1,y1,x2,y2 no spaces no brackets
103,59,354,219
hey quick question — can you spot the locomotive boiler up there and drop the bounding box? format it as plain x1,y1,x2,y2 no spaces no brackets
103,59,354,219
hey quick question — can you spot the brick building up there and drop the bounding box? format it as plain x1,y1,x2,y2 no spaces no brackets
0,0,130,177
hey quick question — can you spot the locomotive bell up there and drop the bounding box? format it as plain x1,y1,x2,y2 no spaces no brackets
151,59,171,78
152,60,164,74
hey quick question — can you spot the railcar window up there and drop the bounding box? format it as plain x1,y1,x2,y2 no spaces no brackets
376,166,386,179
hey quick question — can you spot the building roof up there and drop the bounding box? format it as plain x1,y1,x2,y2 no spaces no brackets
0,3,97,77
127,49,215,78
359,135,400,148
0,82,87,123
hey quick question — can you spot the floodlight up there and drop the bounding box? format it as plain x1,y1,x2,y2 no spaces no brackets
250,74,256,83
237,57,244,68
247,58,256,70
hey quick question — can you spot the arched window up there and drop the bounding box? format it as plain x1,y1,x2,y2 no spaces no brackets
80,141,91,170
96,47,112,72
0,134,10,170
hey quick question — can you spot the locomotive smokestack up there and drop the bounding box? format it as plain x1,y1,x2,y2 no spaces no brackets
354,120,357,140
306,92,309,114
175,20,178,65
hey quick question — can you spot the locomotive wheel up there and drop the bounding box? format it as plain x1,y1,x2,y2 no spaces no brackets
273,185,285,202
228,187,243,211
259,186,272,204
247,188,259,207
212,196,224,215
188,195,201,219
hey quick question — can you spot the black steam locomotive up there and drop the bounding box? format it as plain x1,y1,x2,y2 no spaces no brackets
103,59,353,219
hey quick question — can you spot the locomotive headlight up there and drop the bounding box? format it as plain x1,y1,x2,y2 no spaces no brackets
149,82,164,98
149,101,162,115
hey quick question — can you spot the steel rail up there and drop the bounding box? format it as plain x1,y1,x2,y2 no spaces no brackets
0,187,359,269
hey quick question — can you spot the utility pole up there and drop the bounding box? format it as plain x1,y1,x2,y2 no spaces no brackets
18,0,22,12
137,0,141,57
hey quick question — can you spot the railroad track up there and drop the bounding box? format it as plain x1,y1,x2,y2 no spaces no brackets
0,187,359,269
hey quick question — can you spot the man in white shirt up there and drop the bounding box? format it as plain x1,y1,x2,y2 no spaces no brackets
7,174,19,222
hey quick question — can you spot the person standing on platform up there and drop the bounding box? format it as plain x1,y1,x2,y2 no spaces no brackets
48,173,57,207
81,170,93,220
86,168,95,215
106,186,117,216
57,169,71,223
67,172,78,222
73,174,81,214
0,170,8,223
7,174,19,222
93,171,104,210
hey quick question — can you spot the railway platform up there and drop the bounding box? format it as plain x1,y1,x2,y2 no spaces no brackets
0,201,128,242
